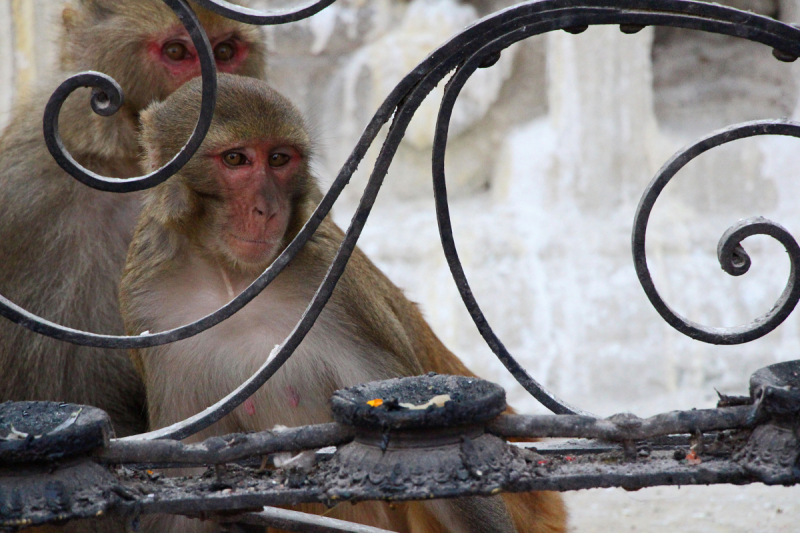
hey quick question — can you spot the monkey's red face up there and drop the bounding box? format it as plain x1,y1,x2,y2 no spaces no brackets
210,140,302,267
148,25,252,92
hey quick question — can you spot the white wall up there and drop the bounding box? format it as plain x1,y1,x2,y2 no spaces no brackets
0,0,14,129
0,0,62,130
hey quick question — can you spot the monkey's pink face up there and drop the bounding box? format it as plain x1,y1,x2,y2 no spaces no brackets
148,25,252,92
210,141,301,266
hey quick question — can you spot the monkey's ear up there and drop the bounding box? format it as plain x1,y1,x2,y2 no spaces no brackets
139,103,165,172
61,0,108,32
153,180,194,227
140,103,193,226
61,4,79,33
60,2,92,70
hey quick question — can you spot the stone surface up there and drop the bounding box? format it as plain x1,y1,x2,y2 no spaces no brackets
564,483,800,532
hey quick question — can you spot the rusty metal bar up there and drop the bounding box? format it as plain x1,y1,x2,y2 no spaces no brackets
100,423,353,465
488,406,754,441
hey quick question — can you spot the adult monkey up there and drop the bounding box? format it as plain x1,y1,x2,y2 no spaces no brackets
0,0,266,441
123,74,566,533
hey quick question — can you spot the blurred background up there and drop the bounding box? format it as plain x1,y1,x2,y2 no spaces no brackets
2,0,800,530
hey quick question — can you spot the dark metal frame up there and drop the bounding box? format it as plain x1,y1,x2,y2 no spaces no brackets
3,0,800,531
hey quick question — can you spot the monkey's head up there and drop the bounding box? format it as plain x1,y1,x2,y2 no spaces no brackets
140,74,316,273
61,0,266,113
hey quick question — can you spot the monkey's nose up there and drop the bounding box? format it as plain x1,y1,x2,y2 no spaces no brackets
254,207,265,217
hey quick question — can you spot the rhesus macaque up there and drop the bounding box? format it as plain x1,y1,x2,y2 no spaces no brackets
122,74,566,533
0,0,265,442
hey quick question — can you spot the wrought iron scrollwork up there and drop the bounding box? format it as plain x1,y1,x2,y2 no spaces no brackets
632,121,800,345
4,0,800,441
43,0,218,194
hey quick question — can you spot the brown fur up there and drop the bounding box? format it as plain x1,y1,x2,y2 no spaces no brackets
0,4,265,532
121,75,565,533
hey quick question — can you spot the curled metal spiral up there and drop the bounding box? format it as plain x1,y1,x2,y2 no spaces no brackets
7,0,800,440
43,0,218,193
632,121,800,345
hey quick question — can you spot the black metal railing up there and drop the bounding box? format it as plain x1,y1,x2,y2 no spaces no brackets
3,1,800,531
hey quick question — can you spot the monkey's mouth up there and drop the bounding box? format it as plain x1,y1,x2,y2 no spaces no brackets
227,233,278,264
229,233,273,245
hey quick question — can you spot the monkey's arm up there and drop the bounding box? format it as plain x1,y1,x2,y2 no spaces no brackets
420,497,518,533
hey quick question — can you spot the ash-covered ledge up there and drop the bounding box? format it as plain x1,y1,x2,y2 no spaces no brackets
3,366,800,530
95,405,752,467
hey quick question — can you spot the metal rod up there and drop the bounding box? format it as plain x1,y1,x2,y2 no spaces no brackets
488,406,754,441
229,507,395,533
101,423,353,465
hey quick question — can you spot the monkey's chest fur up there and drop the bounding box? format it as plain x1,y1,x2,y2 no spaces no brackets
134,253,399,438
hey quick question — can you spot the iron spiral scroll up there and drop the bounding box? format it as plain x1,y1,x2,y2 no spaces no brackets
3,0,800,443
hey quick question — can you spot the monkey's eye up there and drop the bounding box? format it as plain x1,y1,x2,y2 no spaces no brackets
163,41,188,61
268,153,291,168
214,41,236,62
222,152,248,167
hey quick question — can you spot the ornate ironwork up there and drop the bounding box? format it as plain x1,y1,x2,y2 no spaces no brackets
633,121,800,344
3,0,800,530
2,366,799,531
